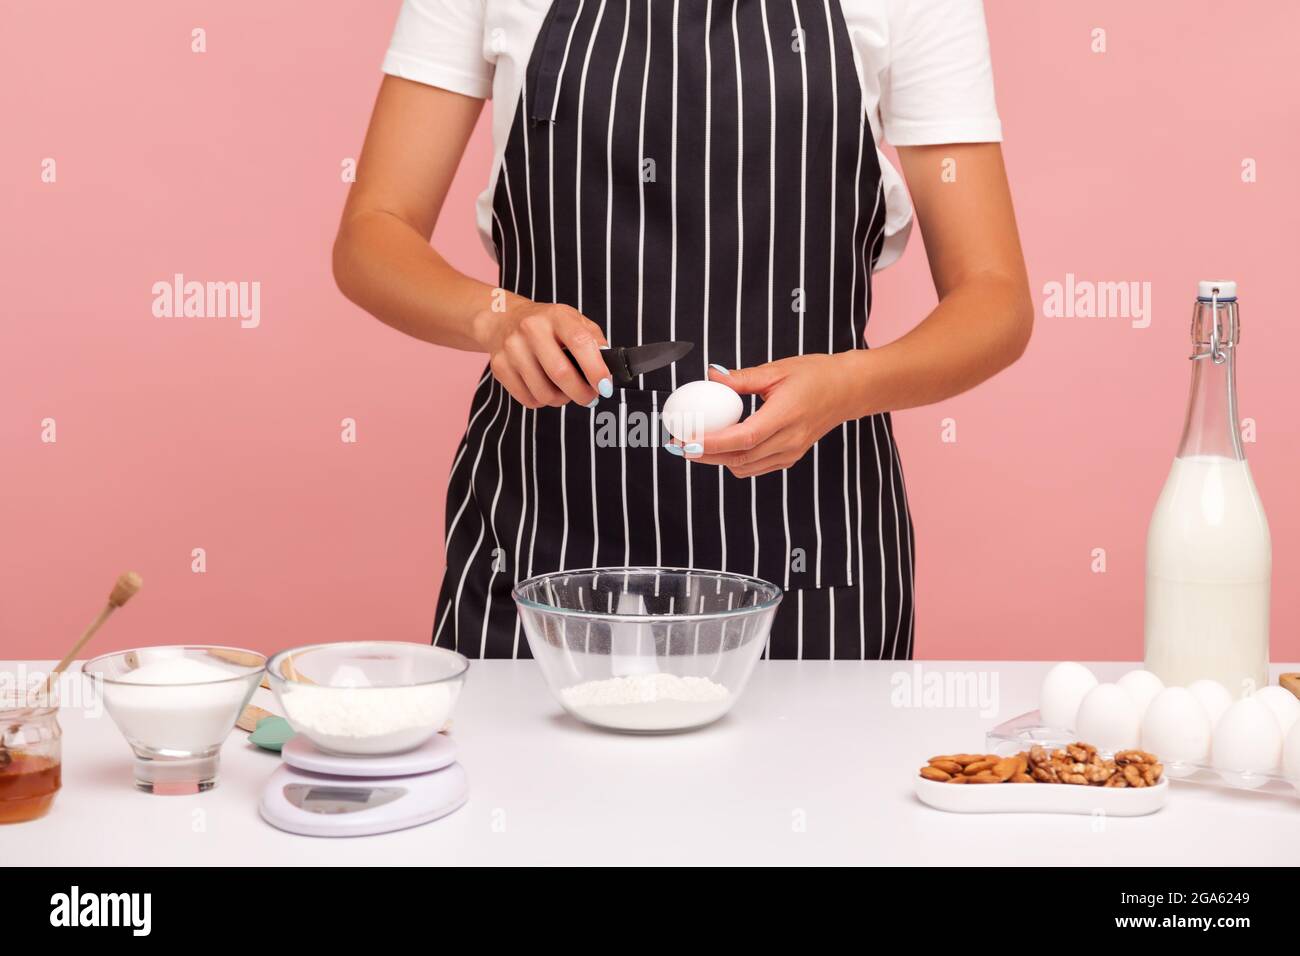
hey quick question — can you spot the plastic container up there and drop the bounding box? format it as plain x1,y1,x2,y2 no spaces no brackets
988,710,1299,800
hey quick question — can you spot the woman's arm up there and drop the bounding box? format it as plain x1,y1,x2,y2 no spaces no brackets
688,142,1032,475
333,76,611,408
838,142,1033,410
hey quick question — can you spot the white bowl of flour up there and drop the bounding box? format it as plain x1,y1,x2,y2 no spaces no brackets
267,642,468,756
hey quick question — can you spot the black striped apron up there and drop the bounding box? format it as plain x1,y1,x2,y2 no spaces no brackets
434,0,914,659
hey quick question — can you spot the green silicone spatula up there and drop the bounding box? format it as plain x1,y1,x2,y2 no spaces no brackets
236,705,294,752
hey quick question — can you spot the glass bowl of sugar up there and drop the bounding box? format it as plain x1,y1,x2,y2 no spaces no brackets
514,568,782,733
83,646,266,794
266,642,468,756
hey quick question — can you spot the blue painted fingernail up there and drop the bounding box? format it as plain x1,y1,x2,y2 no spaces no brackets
709,363,730,376
684,442,703,456
586,396,599,408
598,377,613,398
663,442,683,457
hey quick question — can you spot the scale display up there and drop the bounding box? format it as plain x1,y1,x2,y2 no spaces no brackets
284,783,406,815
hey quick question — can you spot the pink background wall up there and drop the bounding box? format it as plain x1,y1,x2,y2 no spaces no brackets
4,1,1298,662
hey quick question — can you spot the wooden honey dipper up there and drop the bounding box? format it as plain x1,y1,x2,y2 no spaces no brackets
41,571,143,699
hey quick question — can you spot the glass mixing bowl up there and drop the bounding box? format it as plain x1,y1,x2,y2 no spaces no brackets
514,567,782,733
266,642,468,756
83,646,265,794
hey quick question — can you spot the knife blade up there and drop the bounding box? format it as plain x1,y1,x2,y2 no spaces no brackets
565,340,694,385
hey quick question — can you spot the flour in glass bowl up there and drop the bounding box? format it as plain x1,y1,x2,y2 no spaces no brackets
280,683,457,755
560,673,731,732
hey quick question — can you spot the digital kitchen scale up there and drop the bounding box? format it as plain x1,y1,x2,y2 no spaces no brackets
259,733,468,837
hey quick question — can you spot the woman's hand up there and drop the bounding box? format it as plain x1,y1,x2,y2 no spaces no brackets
675,354,860,478
474,300,612,409
672,142,1032,478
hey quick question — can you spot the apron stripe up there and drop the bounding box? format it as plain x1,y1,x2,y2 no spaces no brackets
511,405,528,659
478,399,513,657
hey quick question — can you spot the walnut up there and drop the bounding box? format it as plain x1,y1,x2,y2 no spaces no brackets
1115,749,1158,766
1067,742,1096,762
1085,763,1115,784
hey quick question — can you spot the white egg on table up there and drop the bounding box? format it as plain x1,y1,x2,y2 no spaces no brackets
1074,683,1141,752
1139,687,1210,777
1187,678,1233,726
1211,697,1283,788
1038,661,1097,730
1251,685,1300,737
1283,723,1300,789
1116,669,1164,721
661,380,744,443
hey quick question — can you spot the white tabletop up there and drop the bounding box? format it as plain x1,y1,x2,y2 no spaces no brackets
6,660,1296,866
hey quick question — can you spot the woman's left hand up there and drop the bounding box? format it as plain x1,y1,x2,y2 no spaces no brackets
675,354,860,478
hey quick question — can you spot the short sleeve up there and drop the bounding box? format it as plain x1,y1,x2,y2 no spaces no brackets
881,0,1002,146
382,0,493,100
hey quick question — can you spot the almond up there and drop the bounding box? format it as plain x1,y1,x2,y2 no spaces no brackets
991,757,1019,781
920,766,951,782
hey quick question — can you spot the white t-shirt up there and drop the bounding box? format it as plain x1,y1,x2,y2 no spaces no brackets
383,0,1002,270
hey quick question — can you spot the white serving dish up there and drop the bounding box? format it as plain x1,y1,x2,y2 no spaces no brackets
988,710,1300,800
914,775,1168,816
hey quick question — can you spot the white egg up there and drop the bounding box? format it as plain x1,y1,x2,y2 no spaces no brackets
1188,679,1233,726
1251,685,1300,737
1038,661,1098,730
1074,683,1141,752
1211,697,1283,788
661,380,744,442
1139,687,1210,777
1283,723,1300,789
1116,669,1164,721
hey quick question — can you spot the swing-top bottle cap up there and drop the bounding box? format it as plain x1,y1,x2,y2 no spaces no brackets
1197,280,1237,301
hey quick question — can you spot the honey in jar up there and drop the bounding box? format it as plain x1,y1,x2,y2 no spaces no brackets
0,701,62,823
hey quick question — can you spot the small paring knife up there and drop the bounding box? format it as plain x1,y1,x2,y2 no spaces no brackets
565,340,694,385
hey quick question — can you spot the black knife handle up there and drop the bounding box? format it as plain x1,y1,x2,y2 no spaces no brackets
562,346,629,384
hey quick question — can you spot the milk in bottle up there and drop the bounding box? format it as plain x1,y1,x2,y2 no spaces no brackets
1144,281,1270,694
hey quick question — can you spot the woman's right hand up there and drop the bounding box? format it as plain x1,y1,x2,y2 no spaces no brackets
474,299,613,409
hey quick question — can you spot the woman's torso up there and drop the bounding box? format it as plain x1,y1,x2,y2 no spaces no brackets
433,0,915,660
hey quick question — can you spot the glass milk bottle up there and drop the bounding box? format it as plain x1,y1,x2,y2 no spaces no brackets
1144,281,1270,695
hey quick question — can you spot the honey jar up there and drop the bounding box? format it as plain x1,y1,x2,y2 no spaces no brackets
0,696,62,823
